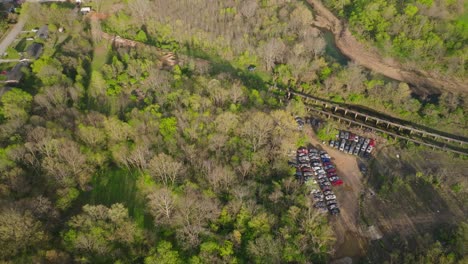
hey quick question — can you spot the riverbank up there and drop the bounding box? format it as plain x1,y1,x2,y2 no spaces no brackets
306,0,468,95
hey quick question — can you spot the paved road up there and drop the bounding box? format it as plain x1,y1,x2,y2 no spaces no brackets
0,17,26,56
0,59,30,63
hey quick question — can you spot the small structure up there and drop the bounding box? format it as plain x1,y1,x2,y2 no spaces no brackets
80,7,91,15
26,42,43,59
36,25,48,40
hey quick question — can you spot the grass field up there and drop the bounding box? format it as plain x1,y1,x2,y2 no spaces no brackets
87,168,153,229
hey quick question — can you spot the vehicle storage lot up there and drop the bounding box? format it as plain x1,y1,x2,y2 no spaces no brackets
305,128,369,259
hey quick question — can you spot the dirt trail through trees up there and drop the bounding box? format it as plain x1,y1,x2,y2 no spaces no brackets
306,0,468,94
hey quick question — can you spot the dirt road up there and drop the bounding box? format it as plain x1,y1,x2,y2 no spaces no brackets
305,129,368,259
306,0,468,94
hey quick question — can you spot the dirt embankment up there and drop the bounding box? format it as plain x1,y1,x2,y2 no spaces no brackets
306,0,468,94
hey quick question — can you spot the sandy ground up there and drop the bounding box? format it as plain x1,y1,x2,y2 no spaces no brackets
305,128,369,259
306,0,468,94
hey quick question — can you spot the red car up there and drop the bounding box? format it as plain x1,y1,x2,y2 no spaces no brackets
326,168,337,174
369,139,376,147
332,179,343,186
301,167,313,172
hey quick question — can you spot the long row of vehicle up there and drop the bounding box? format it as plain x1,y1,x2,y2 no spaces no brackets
293,147,341,215
329,131,376,157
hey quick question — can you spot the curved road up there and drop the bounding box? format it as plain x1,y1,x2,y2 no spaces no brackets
306,0,468,94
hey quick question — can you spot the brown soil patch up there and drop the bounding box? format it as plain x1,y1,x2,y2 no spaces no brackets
306,0,468,94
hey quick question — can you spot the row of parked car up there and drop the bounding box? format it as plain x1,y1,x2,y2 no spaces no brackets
292,147,342,215
329,131,376,157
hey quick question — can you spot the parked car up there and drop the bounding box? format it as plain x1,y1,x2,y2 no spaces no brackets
349,142,356,154
317,175,327,180
314,202,326,208
321,185,332,192
326,200,337,206
332,179,343,186
353,145,361,155
323,190,334,196
361,142,369,152
334,140,340,148
311,189,321,194
318,178,329,184
320,182,331,187
366,145,374,153
339,139,346,151
339,131,346,139
314,196,325,202
330,208,340,215
329,176,340,181
329,140,335,147
328,204,339,210
326,168,337,174
354,135,359,142
325,195,337,200
297,147,308,154
309,148,318,154
344,131,350,140
369,138,376,147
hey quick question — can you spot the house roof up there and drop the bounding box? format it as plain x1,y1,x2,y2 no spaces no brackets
36,25,48,39
26,42,43,59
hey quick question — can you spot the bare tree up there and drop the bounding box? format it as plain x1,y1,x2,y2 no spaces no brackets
174,188,220,249
241,112,274,152
147,187,175,225
260,38,286,71
148,153,183,186
239,0,258,18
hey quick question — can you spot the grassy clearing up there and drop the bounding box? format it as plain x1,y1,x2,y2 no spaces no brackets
91,41,110,70
87,168,153,229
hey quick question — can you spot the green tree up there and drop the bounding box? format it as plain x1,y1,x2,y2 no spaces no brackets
63,204,143,263
0,88,33,120
145,241,182,264
0,209,46,260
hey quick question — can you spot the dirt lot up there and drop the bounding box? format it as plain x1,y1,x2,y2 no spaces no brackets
304,119,468,262
305,128,369,259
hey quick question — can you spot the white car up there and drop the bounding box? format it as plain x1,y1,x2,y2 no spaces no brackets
310,189,321,195
325,195,337,200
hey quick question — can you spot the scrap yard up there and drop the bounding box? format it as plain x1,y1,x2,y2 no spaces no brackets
290,146,344,215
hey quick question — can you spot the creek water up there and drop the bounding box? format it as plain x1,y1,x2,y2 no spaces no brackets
323,30,349,66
